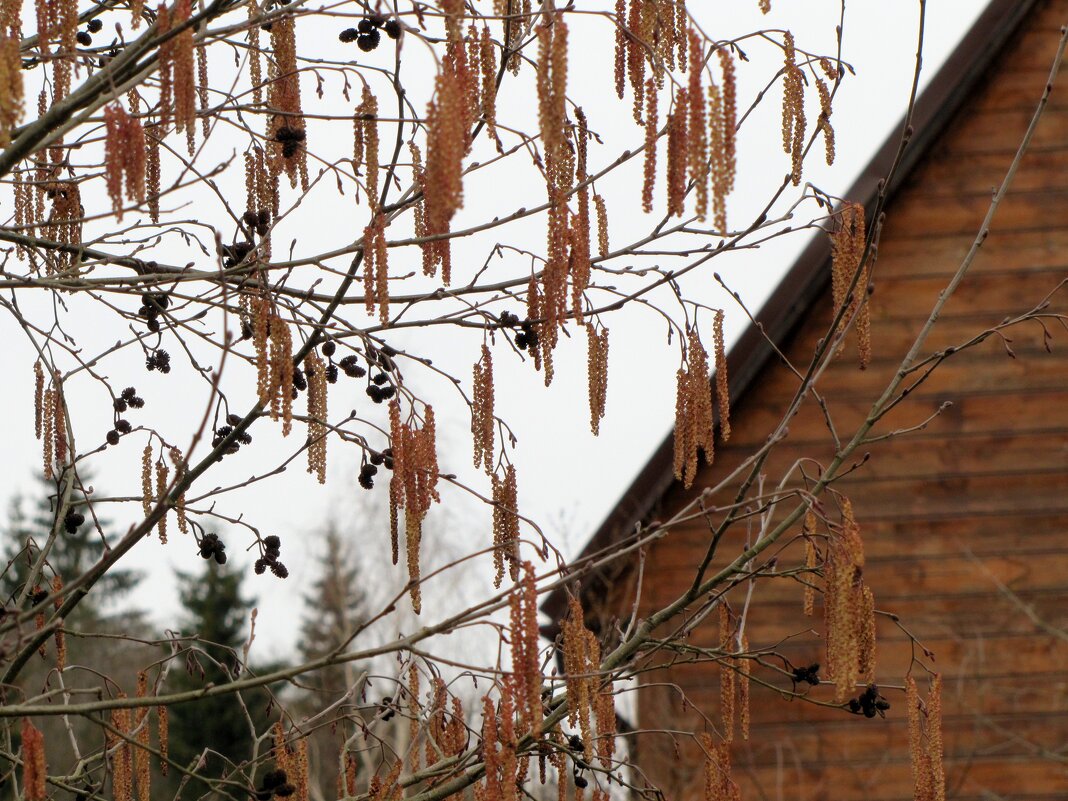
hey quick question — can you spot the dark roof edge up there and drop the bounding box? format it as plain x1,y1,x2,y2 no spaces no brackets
542,0,1043,622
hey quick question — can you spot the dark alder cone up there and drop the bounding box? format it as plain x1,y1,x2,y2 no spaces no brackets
369,451,384,466
76,30,92,45
573,776,588,789
106,430,121,445
147,318,161,332
326,364,339,383
357,18,375,33
114,398,127,412
357,29,380,51
322,340,336,357
367,12,386,27
383,18,401,39
116,419,133,433
227,413,242,426
87,18,103,31
339,27,358,42
121,387,138,401
269,561,289,578
371,372,388,385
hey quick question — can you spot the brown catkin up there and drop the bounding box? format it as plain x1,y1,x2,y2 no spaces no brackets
781,32,805,185
0,32,23,147
305,352,328,483
21,719,46,801
666,89,689,217
157,704,168,774
51,375,66,467
294,738,309,801
510,562,542,737
586,323,609,435
141,445,153,518
480,25,498,141
702,735,735,801
712,310,730,441
802,529,816,617
52,576,66,671
146,126,161,223
42,387,54,479
738,632,750,741
816,77,835,165
687,29,708,220
155,461,169,543
613,0,626,99
172,0,195,152
472,344,495,473
829,202,871,367
492,465,520,588
357,86,379,207
33,361,44,440
593,194,609,257
483,695,501,801
641,79,657,213
719,604,735,742
673,326,714,487
170,448,187,534
626,0,646,123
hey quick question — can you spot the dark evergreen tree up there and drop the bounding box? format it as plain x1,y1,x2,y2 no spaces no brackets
1,473,141,627
167,558,274,780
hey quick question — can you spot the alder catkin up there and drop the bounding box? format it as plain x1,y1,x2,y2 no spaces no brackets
666,89,689,218
492,465,520,588
472,344,495,473
21,719,46,801
594,194,609,257
719,604,735,742
641,79,657,213
141,445,153,518
586,323,609,435
305,352,328,483
713,310,730,441
155,461,169,543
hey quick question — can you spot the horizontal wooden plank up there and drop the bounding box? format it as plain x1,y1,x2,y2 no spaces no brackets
881,185,1068,237
873,225,1068,274
726,390,1068,448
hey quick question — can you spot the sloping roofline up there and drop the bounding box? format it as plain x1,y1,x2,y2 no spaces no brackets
542,0,1043,623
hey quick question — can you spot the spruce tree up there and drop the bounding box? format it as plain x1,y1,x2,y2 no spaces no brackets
1,472,141,627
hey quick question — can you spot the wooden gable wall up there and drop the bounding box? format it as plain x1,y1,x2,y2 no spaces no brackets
633,3,1068,799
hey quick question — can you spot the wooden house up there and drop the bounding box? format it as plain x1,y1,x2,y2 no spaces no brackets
544,1,1068,799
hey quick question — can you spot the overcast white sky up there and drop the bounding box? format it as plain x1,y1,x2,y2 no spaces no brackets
0,2,994,662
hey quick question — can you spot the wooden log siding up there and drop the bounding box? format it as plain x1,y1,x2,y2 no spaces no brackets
631,3,1068,800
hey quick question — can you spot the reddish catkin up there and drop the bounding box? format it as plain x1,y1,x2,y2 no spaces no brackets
482,695,502,801
712,310,730,440
112,702,133,801
781,32,805,185
586,323,609,435
719,605,735,742
666,89,689,218
492,465,520,588
738,632,750,741
146,125,161,223
626,0,646,123
135,673,151,801
171,0,196,152
52,576,66,671
472,344,495,473
407,664,421,774
21,719,46,801
641,79,657,213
